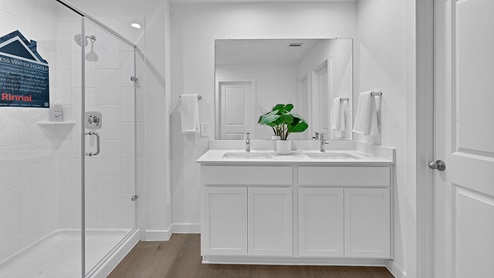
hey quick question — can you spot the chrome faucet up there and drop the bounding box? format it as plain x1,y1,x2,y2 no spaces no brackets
245,132,251,152
320,133,329,152
312,131,320,140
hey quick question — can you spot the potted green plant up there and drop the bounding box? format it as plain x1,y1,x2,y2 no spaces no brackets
258,103,309,154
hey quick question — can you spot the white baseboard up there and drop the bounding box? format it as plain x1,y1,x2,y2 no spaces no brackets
171,223,201,234
142,223,200,241
142,229,173,241
386,260,406,278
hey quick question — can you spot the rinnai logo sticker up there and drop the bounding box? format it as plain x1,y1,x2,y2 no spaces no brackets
0,30,49,108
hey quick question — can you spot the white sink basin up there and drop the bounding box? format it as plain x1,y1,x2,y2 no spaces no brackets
305,152,362,160
222,152,273,159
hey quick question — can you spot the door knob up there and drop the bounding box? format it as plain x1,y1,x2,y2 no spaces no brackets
429,160,446,171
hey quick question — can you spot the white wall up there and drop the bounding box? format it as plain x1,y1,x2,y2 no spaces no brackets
0,0,59,262
357,1,416,277
216,64,298,139
170,2,357,228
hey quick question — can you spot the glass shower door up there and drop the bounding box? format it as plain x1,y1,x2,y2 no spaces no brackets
82,19,137,276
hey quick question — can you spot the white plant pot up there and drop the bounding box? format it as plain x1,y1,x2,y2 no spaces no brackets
271,136,281,140
276,140,291,155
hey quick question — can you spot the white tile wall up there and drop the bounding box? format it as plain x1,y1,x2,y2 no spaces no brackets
0,0,60,263
0,0,142,263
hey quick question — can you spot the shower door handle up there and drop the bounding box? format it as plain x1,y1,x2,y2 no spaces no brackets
85,131,101,157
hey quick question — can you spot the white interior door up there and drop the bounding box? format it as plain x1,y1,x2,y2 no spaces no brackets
434,1,494,277
219,81,253,139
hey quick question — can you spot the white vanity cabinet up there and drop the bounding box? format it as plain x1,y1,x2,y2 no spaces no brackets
202,187,247,255
248,187,293,256
344,188,390,258
298,188,344,257
199,159,393,264
298,166,391,259
201,166,293,257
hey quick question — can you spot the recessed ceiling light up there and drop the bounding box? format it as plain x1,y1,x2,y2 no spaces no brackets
131,23,141,29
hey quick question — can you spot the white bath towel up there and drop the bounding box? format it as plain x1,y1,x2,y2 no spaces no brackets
180,94,200,134
353,91,379,136
331,97,348,138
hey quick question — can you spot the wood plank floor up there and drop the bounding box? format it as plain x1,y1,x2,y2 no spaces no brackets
110,234,394,278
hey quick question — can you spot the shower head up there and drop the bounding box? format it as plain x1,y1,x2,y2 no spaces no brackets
74,34,96,46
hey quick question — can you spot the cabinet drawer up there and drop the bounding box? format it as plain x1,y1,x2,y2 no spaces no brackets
298,166,390,187
203,166,292,185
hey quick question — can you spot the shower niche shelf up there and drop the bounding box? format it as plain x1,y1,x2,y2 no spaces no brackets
37,121,76,126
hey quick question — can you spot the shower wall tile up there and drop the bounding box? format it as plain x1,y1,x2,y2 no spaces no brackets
95,69,121,104
0,10,32,40
94,32,120,69
97,105,121,140
0,0,33,22
96,141,122,176
120,123,136,158
121,158,135,194
56,13,140,233
0,189,20,239
56,70,72,105
0,234,19,262
96,176,121,211
0,1,77,262
120,50,135,87
120,87,136,123
56,41,72,70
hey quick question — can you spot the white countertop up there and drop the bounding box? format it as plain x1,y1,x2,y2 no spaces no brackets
197,149,394,166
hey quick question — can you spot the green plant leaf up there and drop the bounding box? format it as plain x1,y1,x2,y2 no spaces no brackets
280,114,294,124
288,120,309,133
258,110,280,125
258,103,308,138
272,104,285,112
285,104,294,112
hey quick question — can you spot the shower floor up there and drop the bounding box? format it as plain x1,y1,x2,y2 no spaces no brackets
0,229,133,278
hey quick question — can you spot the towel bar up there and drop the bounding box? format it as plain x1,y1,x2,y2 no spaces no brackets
180,94,202,100
371,91,382,96
340,98,350,102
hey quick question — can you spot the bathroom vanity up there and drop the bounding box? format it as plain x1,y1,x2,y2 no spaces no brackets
197,141,395,265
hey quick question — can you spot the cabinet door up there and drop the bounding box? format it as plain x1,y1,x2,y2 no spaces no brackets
202,187,247,255
248,187,293,256
344,188,390,258
299,188,344,257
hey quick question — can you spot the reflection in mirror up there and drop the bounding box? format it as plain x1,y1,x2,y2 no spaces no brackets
215,39,353,140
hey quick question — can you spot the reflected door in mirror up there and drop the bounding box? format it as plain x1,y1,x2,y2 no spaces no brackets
219,81,254,139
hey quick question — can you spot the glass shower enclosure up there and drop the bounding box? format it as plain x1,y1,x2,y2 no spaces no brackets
0,0,140,277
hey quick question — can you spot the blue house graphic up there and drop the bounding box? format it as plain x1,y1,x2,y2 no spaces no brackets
0,30,50,108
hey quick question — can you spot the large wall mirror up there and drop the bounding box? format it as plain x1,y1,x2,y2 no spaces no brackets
215,38,353,140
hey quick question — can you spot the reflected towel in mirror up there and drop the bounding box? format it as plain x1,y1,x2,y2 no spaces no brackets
331,97,347,138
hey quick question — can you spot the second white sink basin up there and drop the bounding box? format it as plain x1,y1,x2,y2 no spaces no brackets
305,152,362,160
222,152,273,159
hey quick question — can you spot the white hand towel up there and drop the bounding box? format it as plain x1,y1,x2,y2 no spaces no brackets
331,97,348,138
180,94,200,134
353,91,379,136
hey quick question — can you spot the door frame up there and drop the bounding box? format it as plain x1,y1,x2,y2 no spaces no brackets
416,0,435,277
310,59,330,135
215,78,257,139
